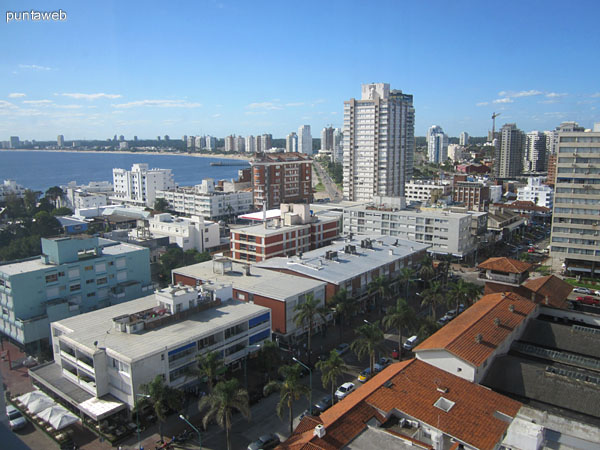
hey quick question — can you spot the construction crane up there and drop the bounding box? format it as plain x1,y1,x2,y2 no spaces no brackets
491,112,501,140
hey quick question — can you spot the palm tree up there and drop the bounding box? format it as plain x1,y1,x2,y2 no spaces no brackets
331,289,357,341
397,267,416,300
315,350,347,404
351,321,386,375
420,281,445,321
194,351,224,392
447,279,470,314
199,378,250,450
418,256,436,286
258,339,281,381
264,365,310,434
367,275,392,309
293,293,328,364
465,282,483,306
140,375,184,443
382,298,416,357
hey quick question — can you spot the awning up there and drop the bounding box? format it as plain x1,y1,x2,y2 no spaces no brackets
78,397,126,421
17,390,55,414
37,405,79,430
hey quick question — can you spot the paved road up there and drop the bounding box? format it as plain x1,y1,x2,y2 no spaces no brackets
313,161,342,202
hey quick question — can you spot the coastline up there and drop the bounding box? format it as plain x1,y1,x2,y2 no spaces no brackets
1,148,252,161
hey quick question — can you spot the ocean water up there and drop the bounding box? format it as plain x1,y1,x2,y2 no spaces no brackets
0,150,249,192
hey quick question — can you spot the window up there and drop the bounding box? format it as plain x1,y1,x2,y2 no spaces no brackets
97,277,108,285
87,292,96,298
45,273,58,283
86,279,94,284
69,283,81,292
84,265,93,271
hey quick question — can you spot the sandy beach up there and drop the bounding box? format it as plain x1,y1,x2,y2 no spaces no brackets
3,148,252,161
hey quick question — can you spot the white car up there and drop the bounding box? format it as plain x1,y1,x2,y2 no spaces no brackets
595,290,600,297
6,405,27,431
573,287,592,295
335,382,355,401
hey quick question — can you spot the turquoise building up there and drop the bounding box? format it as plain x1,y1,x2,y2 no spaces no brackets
0,236,152,353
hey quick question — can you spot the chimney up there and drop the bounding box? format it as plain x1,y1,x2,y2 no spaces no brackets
493,317,500,327
244,265,251,276
314,424,326,439
545,295,549,305
475,333,482,344
509,304,515,313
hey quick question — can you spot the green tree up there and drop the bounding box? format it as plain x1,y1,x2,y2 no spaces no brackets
421,281,445,321
51,206,73,216
418,256,436,286
417,317,441,342
331,289,357,341
367,275,392,308
140,375,184,443
31,211,62,237
23,189,39,214
382,298,416,357
257,339,281,381
351,321,386,376
397,267,416,300
154,198,170,212
264,365,309,434
447,279,470,314
293,293,328,364
158,247,211,285
199,378,251,450
315,350,347,404
194,351,224,392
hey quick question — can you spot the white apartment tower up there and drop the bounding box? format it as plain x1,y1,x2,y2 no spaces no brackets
459,132,469,146
234,135,245,152
343,83,414,201
286,132,298,153
225,135,235,152
112,163,176,207
245,135,256,154
427,125,448,164
298,125,312,154
332,128,343,163
321,126,334,151
524,131,547,172
495,123,525,178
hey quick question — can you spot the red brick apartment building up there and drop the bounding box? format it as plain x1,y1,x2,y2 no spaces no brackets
250,152,313,209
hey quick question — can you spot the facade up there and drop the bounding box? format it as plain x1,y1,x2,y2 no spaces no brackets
404,180,452,204
229,204,340,263
320,126,334,151
0,236,151,352
57,135,64,147
546,153,557,186
427,125,448,164
224,135,234,152
298,125,312,154
516,177,553,208
250,152,313,209
142,213,220,252
447,143,464,162
343,204,475,258
173,259,326,340
524,131,547,172
459,131,469,146
32,287,271,418
496,123,525,178
551,126,600,277
156,180,253,220
245,135,256,154
112,164,175,207
332,128,343,163
285,132,297,153
342,83,415,201
9,136,20,148
452,175,491,212
0,179,26,202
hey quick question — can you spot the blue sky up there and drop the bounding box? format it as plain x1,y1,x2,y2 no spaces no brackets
2,0,599,141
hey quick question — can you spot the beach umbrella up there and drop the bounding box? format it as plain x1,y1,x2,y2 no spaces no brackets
37,405,79,430
17,391,55,414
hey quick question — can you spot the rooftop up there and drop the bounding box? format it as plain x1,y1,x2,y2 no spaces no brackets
251,152,312,163
173,260,326,301
414,292,537,367
280,359,521,450
231,222,309,237
522,275,572,309
478,257,533,274
256,235,429,285
53,294,269,362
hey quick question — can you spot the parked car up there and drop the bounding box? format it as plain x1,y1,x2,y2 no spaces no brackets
334,343,350,356
403,335,419,351
573,287,593,295
335,382,355,400
248,433,280,450
595,290,600,297
315,395,333,413
575,296,599,306
437,315,452,326
299,406,321,420
358,368,372,383
6,405,27,431
378,357,392,367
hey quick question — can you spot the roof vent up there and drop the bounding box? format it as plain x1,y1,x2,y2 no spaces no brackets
475,333,483,344
434,397,455,412
436,386,448,393
314,424,326,438
509,304,515,313
493,317,501,327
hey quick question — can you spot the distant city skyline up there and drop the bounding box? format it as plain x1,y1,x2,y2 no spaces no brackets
2,0,600,140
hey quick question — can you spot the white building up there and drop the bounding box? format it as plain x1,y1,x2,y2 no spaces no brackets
34,286,271,417
459,131,469,146
67,190,108,211
156,179,253,220
404,180,452,204
343,83,415,201
321,126,334,151
0,179,26,202
225,135,235,152
332,128,343,163
245,135,256,154
143,213,220,252
285,132,298,153
447,144,464,162
111,163,176,207
427,125,448,164
524,131,546,172
517,177,554,208
298,125,312,155
234,135,245,153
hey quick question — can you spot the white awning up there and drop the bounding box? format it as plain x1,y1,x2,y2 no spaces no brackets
78,396,126,421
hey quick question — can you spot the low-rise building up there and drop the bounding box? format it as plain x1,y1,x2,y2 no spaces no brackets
139,213,220,252
112,163,176,207
404,180,452,204
0,236,151,353
517,177,553,208
29,286,271,421
172,258,326,340
487,205,526,239
452,175,491,212
0,179,26,202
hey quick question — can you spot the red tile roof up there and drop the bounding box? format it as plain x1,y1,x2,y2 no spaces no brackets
478,257,533,274
522,275,571,309
414,292,537,367
278,360,521,450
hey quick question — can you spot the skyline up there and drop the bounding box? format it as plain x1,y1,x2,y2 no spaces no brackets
2,0,600,141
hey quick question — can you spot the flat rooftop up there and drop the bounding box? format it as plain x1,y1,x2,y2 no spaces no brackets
54,295,270,362
256,235,430,285
231,222,309,237
173,260,326,301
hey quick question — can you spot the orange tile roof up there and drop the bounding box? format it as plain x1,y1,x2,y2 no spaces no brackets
522,275,571,309
278,360,521,450
478,257,533,274
414,292,537,367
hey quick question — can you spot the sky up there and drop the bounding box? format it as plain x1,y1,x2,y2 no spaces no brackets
1,0,600,141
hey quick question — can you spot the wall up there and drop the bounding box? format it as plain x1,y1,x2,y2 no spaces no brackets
415,350,477,382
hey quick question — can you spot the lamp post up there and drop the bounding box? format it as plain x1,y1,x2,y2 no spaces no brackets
179,414,201,450
292,357,312,412
135,393,150,450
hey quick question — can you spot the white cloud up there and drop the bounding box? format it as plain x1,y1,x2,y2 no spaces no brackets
8,93,26,98
246,102,283,110
212,113,222,118
285,102,305,107
476,101,489,107
112,99,202,108
498,90,542,98
58,92,122,100
23,100,53,105
19,64,52,71
546,92,567,98
493,98,514,104
0,100,17,109
55,104,84,109
591,93,600,98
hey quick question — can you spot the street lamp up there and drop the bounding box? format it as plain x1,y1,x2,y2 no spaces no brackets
179,414,201,450
135,393,150,450
292,356,312,412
